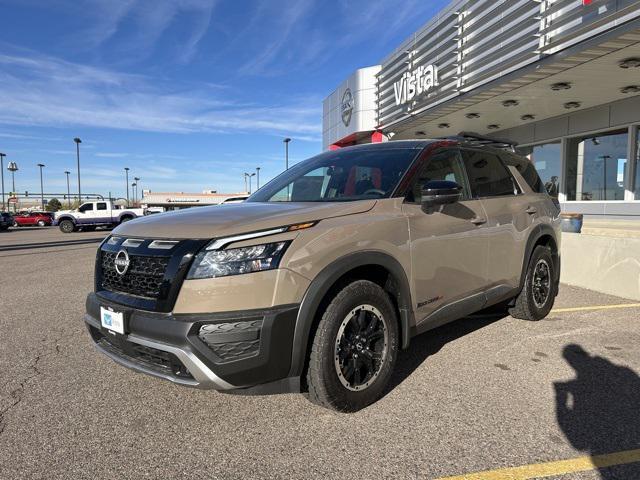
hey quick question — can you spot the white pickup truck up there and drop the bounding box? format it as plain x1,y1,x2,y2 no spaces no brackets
54,201,146,233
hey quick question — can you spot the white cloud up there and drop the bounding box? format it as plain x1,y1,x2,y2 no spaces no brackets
0,49,322,136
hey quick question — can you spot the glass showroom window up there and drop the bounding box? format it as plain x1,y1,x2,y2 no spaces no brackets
517,141,561,198
565,130,628,201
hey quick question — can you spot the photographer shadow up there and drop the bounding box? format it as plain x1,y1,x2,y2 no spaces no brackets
555,344,640,479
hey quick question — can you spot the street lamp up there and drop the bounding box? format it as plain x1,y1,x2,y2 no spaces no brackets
283,138,291,199
0,152,6,211
132,182,137,205
37,163,45,210
7,161,18,212
244,172,256,194
134,177,140,204
599,155,612,200
74,137,82,203
256,167,261,190
64,171,71,208
283,138,291,171
124,167,130,207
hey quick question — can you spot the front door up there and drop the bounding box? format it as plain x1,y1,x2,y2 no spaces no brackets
402,148,489,331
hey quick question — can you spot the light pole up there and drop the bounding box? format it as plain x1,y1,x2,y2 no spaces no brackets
0,152,5,211
243,173,248,193
37,163,45,210
7,161,18,212
283,138,291,199
283,138,291,171
132,183,137,205
599,155,611,200
124,167,130,206
134,177,140,204
256,167,261,190
64,171,71,208
74,138,82,203
244,172,255,194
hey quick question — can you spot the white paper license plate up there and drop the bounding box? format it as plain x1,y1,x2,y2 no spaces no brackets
100,307,124,335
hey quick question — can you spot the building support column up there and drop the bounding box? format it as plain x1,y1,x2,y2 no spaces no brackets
625,124,638,201
559,137,569,203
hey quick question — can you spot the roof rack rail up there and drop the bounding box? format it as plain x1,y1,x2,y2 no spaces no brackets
439,131,518,151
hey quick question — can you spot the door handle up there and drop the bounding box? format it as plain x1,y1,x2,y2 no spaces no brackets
471,217,487,225
525,206,537,215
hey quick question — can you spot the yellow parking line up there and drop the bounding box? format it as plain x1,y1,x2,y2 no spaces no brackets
436,448,640,480
551,303,640,313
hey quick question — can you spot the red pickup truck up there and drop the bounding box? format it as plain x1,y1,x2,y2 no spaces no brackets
12,212,54,227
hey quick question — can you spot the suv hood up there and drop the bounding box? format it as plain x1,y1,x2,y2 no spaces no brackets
112,201,377,240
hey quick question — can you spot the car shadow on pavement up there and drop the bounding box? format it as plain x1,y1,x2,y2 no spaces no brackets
555,344,640,479
386,312,507,393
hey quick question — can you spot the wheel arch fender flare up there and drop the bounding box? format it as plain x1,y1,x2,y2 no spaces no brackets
57,215,76,225
520,224,560,290
287,251,415,379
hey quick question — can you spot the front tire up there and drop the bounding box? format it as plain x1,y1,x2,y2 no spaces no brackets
509,245,556,321
37,220,46,227
59,219,75,233
307,280,399,412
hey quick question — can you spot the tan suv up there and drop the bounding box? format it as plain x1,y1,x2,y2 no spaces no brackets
85,134,561,412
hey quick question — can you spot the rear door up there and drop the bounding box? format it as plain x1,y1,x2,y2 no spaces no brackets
95,202,110,223
402,147,490,329
460,149,533,300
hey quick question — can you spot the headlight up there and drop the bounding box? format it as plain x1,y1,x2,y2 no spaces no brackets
187,241,290,279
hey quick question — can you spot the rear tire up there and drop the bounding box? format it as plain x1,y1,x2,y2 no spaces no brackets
306,280,399,412
37,220,46,227
119,216,133,224
59,219,75,233
509,245,556,321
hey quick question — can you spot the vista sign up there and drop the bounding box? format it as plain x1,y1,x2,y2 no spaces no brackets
393,64,439,106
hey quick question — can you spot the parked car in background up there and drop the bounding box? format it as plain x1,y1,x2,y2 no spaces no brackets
54,200,146,233
0,212,14,231
12,211,54,227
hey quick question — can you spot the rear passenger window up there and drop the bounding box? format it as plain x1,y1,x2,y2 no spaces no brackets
515,160,545,194
97,203,107,210
461,150,518,198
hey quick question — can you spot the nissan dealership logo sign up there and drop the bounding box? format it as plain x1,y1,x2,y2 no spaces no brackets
394,64,439,106
341,88,354,127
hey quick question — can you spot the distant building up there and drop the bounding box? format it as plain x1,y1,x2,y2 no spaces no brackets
141,190,249,211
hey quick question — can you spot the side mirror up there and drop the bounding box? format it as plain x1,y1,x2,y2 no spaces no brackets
421,180,462,210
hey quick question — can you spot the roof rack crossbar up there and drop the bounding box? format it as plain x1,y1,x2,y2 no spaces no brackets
438,131,518,151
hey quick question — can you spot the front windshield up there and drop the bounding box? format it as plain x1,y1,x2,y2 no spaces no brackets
248,147,419,202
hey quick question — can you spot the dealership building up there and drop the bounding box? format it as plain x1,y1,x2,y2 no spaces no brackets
323,0,640,218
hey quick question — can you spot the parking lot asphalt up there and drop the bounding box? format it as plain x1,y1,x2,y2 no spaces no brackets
1,228,640,480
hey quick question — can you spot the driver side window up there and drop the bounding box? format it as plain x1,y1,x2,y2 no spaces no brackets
78,203,93,213
408,149,470,203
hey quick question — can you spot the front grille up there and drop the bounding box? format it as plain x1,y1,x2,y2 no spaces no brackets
101,251,169,299
93,327,192,379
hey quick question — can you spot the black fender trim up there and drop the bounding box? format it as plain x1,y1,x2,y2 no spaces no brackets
519,224,560,292
287,251,414,379
57,215,76,225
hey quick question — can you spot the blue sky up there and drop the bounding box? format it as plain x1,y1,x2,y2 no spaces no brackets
0,0,448,198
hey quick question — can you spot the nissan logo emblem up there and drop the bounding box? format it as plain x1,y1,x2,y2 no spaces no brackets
114,249,130,276
341,88,354,127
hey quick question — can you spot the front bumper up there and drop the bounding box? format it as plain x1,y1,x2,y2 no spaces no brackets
85,292,300,392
